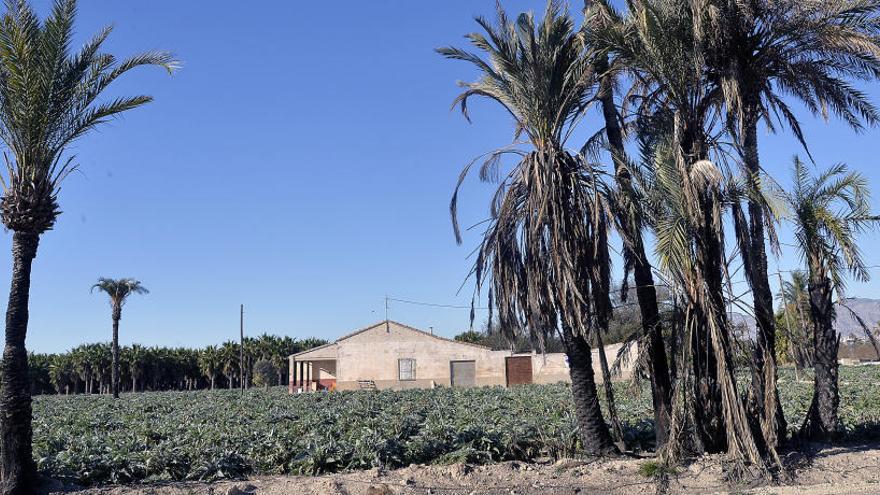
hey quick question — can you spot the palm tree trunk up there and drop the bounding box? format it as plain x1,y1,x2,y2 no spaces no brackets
596,58,673,446
589,208,625,445
562,324,617,456
743,119,787,447
112,310,121,399
802,273,841,440
690,192,726,453
596,330,624,443
0,231,39,493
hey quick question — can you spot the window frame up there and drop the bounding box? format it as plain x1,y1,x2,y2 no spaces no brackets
398,358,416,381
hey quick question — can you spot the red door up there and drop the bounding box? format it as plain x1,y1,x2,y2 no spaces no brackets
505,356,533,386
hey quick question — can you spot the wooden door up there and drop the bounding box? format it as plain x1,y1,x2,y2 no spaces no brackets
505,356,533,386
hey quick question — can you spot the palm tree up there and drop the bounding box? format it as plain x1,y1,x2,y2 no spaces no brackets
272,336,295,385
199,345,221,390
70,344,93,394
777,271,815,371
439,1,617,455
706,0,880,447
0,0,175,488
91,278,148,398
584,0,674,447
783,157,879,440
598,0,773,466
90,342,111,394
126,344,149,392
48,353,74,395
220,341,239,390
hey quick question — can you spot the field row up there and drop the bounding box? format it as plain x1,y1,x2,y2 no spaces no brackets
33,366,880,485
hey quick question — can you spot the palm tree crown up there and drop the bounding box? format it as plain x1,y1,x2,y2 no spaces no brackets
709,0,880,146
91,278,149,315
785,157,880,291
0,0,177,234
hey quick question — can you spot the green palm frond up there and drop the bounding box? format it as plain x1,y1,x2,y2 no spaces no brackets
91,277,148,308
784,156,880,293
0,0,177,234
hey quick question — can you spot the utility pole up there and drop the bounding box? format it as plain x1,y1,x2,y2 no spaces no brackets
240,304,245,394
385,294,390,332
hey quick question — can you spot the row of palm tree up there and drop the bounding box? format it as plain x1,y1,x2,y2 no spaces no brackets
441,0,880,473
24,335,326,396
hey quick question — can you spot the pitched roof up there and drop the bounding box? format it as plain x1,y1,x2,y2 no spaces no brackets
290,320,490,358
289,341,336,358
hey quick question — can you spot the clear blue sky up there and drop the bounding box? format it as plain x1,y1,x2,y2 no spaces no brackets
6,1,880,354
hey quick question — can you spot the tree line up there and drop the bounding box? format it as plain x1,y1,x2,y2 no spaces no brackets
25,335,327,396
440,0,880,475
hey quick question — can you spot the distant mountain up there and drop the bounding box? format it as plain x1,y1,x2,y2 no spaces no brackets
835,298,880,339
729,297,880,341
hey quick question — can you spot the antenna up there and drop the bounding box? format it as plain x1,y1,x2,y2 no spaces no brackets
385,294,390,332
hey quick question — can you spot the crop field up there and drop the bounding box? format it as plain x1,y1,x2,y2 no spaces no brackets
32,366,880,486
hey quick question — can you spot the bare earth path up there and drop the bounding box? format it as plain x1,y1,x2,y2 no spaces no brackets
49,441,880,495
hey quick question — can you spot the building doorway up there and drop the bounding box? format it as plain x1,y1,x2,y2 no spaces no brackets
505,356,533,386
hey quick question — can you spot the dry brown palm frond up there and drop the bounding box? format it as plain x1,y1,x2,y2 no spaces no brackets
440,1,619,454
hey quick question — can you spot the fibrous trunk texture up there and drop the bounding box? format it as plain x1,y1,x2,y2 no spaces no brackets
563,326,617,455
742,120,786,448
597,62,672,446
596,326,625,443
1,232,39,494
693,197,726,453
802,275,841,440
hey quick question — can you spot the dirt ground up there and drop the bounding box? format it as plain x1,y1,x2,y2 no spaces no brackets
47,442,880,495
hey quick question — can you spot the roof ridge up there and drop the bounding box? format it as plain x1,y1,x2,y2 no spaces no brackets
292,320,492,358
386,320,492,350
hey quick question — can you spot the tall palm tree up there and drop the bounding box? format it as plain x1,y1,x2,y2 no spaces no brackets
0,0,175,489
706,0,880,448
584,0,674,448
598,0,773,467
783,157,879,440
439,1,617,455
91,278,148,398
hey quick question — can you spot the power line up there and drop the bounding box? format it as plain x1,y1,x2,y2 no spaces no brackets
385,264,880,315
388,295,644,313
387,296,489,310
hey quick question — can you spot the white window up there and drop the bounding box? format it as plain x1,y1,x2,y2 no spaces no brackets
398,358,416,381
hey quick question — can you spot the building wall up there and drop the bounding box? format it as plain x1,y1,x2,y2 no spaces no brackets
291,321,638,392
531,353,570,384
523,342,634,385
334,322,510,390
